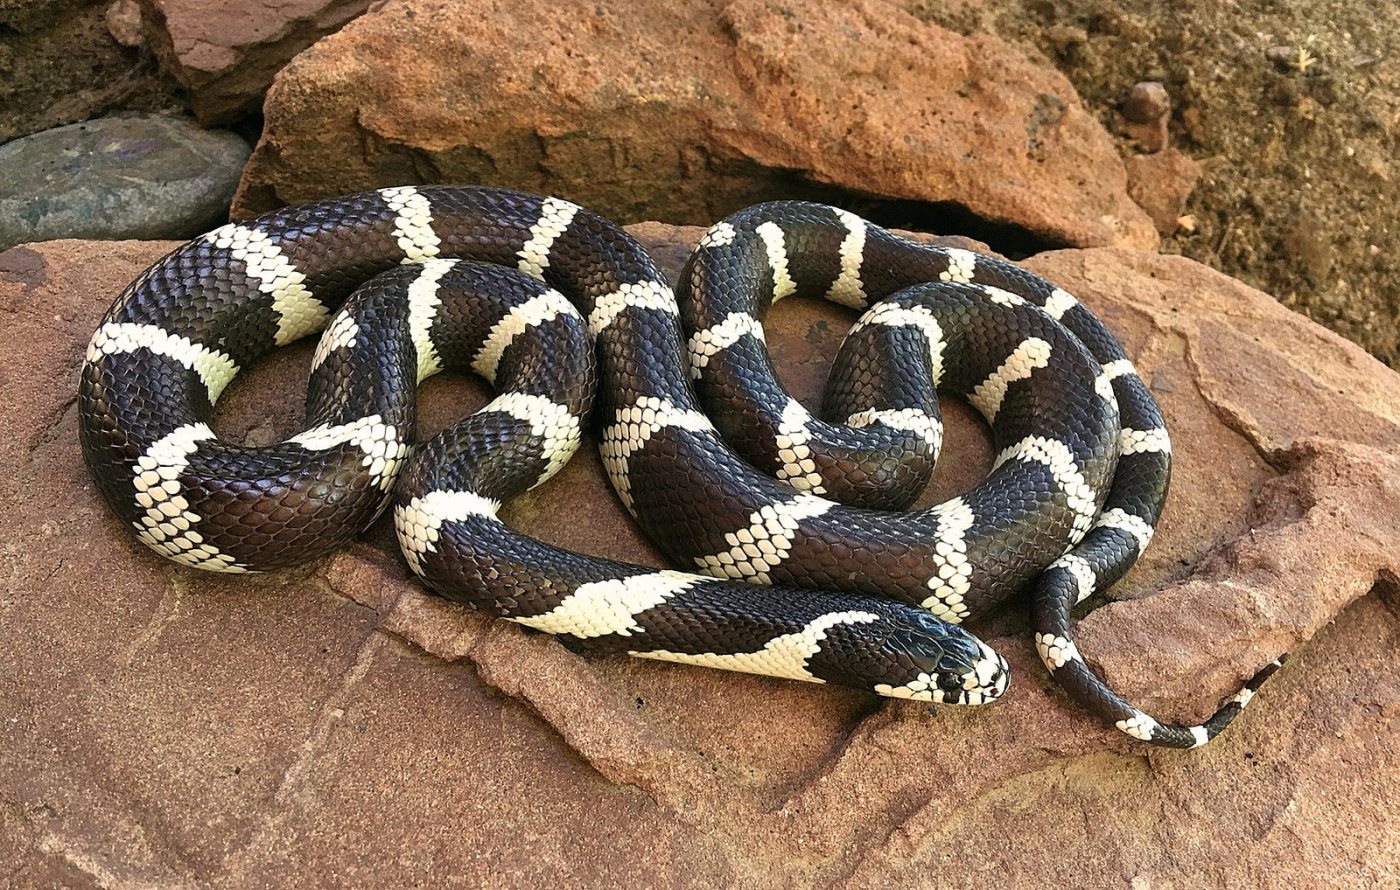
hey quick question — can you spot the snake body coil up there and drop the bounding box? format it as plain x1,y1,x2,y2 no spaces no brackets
79,186,1281,746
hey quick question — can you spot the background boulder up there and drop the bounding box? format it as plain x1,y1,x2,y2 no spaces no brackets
231,0,1158,253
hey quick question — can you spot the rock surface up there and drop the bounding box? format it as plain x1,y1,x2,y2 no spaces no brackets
2,227,1398,887
232,0,1158,253
0,115,250,251
137,0,376,124
1124,148,1202,236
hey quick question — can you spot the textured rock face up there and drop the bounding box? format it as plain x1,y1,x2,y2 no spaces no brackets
137,0,375,124
232,0,1158,252
1124,148,1201,236
2,227,1398,887
0,115,250,251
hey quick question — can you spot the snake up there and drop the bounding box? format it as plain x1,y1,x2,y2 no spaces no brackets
78,185,1284,747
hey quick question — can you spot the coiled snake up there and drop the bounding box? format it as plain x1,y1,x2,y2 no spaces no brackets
78,186,1282,747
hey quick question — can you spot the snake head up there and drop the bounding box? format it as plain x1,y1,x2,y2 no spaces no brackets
874,611,1009,705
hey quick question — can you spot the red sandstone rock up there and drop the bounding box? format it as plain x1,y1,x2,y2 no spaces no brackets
137,0,375,124
232,0,1158,252
1124,148,1204,237
1,229,1397,886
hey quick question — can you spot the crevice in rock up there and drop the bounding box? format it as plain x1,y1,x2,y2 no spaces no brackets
1177,330,1283,470
451,625,720,813
227,112,265,152
711,166,1069,259
1375,570,1400,618
822,785,942,888
350,111,450,185
313,564,392,620
766,695,888,814
24,394,78,465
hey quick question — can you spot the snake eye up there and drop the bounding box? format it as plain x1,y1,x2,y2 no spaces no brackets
937,672,963,691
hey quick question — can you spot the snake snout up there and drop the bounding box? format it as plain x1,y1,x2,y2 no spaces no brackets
946,643,1013,705
875,615,1009,705
934,640,1009,706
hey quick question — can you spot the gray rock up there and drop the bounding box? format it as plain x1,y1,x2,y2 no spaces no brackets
0,114,250,250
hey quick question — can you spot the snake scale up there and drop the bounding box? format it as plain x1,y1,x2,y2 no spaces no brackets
78,186,1284,747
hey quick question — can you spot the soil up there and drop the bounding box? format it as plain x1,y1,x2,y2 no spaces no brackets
0,0,182,144
2,0,1398,367
903,0,1400,366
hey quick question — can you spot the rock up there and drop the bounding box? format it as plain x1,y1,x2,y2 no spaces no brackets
2,228,1398,886
1122,81,1171,123
104,0,144,47
137,0,377,125
1125,119,1170,154
0,115,250,251
1121,81,1172,153
232,0,1158,252
1124,148,1203,235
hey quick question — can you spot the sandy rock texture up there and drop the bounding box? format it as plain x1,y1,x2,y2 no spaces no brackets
1,225,1398,887
136,0,376,124
231,0,1157,253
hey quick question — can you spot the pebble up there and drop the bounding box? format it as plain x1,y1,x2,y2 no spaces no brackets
1122,81,1171,123
0,114,250,252
1121,81,1172,153
1120,81,1176,153
105,0,145,48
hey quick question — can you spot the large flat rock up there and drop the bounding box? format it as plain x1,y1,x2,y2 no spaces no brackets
1,227,1397,887
232,0,1157,252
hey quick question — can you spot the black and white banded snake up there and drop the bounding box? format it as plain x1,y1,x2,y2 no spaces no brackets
78,186,1284,748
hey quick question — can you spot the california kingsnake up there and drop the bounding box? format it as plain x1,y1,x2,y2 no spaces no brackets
78,186,1282,747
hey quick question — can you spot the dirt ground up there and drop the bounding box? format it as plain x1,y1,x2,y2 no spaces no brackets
2,0,1397,367
905,0,1400,367
0,0,180,144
